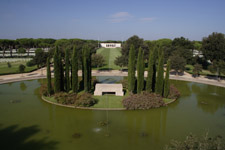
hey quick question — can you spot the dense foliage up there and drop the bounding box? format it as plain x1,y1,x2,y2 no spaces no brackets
72,46,78,93
122,92,165,110
46,57,53,96
18,64,25,73
91,53,105,68
155,49,164,95
165,132,225,150
146,46,157,92
128,45,136,93
164,60,171,97
54,92,98,107
167,85,180,99
74,93,98,107
137,47,144,93
202,32,225,77
170,54,186,74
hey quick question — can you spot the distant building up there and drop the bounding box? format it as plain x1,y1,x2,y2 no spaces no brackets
100,43,121,48
193,49,203,58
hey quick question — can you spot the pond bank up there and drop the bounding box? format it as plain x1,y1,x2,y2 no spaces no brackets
41,95,176,111
0,68,224,88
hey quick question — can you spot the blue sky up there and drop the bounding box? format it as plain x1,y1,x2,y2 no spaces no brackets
0,0,225,41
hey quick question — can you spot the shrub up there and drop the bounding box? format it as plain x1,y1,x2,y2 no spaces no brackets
54,92,77,105
75,93,98,107
26,59,36,67
40,84,48,96
7,62,11,68
165,132,225,150
168,85,180,99
122,92,165,110
18,64,26,73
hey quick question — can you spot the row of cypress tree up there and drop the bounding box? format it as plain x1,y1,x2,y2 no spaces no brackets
46,45,92,95
128,44,171,97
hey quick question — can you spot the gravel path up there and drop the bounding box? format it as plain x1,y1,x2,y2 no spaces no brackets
0,67,224,88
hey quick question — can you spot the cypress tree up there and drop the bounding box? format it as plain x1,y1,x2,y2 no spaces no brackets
53,46,61,93
72,46,78,93
164,59,171,98
87,47,92,91
137,47,144,94
59,54,64,91
128,44,136,93
146,47,154,92
65,48,70,92
83,45,88,92
155,49,164,96
46,57,52,95
152,46,158,92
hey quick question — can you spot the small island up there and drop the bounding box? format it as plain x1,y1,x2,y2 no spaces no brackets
41,41,180,110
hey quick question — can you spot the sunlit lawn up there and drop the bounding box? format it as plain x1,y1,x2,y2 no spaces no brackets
95,47,122,70
0,61,37,75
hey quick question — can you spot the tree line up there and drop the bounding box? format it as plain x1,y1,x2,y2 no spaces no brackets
115,32,225,77
47,45,93,96
128,44,171,98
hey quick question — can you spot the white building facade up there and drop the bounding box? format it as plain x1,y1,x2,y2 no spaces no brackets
100,43,121,48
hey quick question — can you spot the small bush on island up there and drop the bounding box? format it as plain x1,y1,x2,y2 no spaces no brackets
54,92,77,105
165,132,225,150
40,84,54,96
168,85,180,99
53,92,98,107
75,93,98,107
122,92,165,110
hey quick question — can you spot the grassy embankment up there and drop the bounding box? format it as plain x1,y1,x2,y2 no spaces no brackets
94,47,122,70
0,61,37,75
185,64,225,77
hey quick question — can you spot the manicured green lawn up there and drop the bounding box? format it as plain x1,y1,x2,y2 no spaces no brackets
95,47,122,70
0,61,37,75
92,95,124,108
163,98,174,104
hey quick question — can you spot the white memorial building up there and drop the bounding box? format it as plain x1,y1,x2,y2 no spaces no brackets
100,43,121,48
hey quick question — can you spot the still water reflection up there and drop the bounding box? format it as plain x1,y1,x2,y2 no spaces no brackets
0,79,225,150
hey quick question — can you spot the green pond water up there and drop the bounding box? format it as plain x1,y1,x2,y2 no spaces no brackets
0,79,225,150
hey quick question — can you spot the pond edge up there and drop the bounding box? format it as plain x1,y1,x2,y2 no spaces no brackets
41,95,176,111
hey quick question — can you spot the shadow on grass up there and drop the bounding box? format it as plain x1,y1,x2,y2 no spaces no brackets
0,124,58,150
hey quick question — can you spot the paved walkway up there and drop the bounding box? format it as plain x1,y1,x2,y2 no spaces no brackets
0,67,224,88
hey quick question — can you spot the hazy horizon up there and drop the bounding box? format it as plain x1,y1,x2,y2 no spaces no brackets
1,0,225,41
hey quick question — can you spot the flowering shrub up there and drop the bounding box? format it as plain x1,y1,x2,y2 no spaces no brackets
53,92,97,107
54,92,77,105
75,93,98,107
168,85,180,99
122,92,165,110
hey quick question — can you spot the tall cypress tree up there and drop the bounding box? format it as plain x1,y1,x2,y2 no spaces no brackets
59,54,64,91
164,59,171,98
128,44,136,93
146,47,154,92
87,47,92,91
152,46,157,92
72,46,78,93
46,57,52,95
155,49,164,96
137,47,144,94
83,45,88,92
65,48,70,92
54,46,61,93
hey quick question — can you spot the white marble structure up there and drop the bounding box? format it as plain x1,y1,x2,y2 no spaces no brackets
94,83,124,96
100,43,121,48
